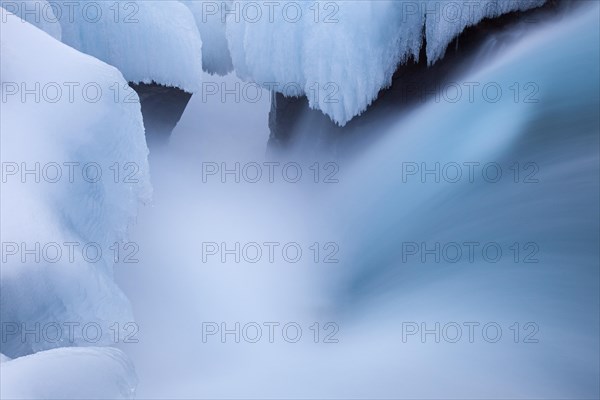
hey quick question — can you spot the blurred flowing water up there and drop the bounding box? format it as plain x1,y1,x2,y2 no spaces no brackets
117,4,599,398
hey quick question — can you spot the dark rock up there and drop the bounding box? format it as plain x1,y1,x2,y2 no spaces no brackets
129,82,192,146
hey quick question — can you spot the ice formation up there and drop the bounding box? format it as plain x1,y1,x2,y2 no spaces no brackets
48,0,204,92
0,347,137,399
2,1,545,125
1,1,547,122
226,0,546,125
1,7,150,363
0,0,62,39
182,0,234,75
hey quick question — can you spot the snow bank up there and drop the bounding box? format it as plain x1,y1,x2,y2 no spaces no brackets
182,0,234,75
48,0,204,92
1,8,150,359
0,0,62,39
227,0,545,125
0,347,137,399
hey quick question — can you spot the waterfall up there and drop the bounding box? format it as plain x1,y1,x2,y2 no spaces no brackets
117,3,599,398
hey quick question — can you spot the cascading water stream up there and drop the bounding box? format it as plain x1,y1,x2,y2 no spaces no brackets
115,3,599,398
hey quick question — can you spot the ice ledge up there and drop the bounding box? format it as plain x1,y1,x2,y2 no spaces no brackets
228,0,546,126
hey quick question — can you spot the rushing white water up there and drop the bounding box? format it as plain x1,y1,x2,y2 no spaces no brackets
117,3,599,398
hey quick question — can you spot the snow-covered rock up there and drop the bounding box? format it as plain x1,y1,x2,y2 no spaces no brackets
48,0,204,92
227,0,546,125
1,8,150,357
0,347,137,399
0,0,62,39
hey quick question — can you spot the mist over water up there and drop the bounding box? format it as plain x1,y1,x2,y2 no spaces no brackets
117,4,599,398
